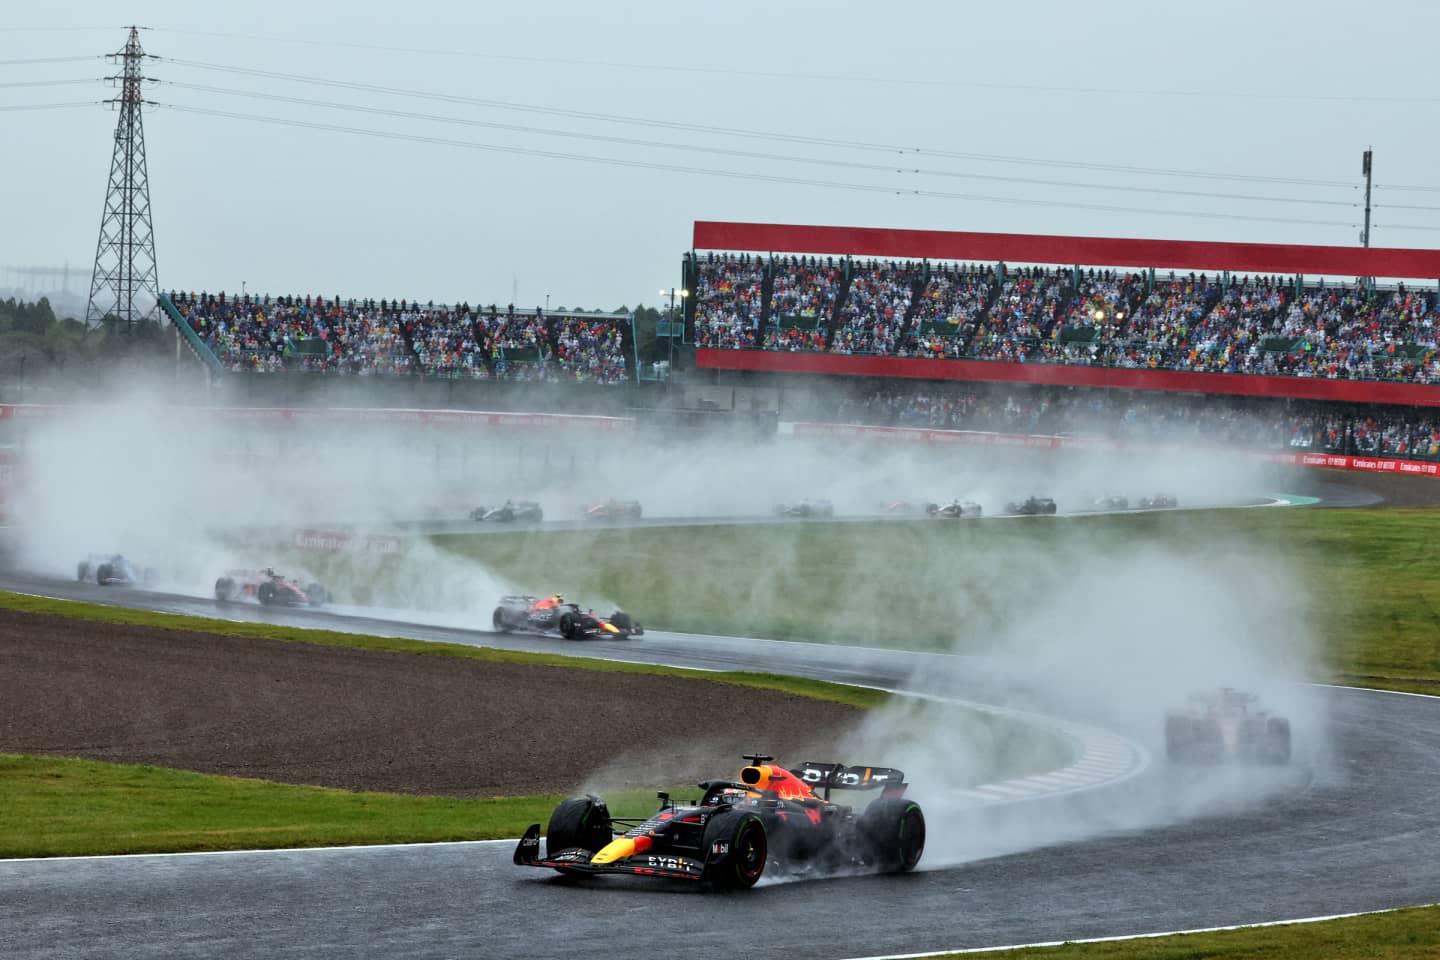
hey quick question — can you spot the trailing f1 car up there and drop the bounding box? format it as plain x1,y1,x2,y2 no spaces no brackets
1006,496,1058,516
1139,493,1179,509
927,499,982,519
214,568,331,607
1091,495,1130,511
469,499,544,523
580,499,643,521
492,594,643,639
76,553,156,586
879,498,938,515
774,498,835,519
514,754,924,889
1165,688,1291,765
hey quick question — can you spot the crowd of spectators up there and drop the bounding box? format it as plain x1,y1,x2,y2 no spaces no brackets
822,382,1440,460
694,253,765,349
692,255,1440,384
171,292,632,384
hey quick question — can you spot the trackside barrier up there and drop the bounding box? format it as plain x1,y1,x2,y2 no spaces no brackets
781,421,1440,478
0,404,635,431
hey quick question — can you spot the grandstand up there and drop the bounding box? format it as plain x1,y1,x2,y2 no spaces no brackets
685,222,1440,404
164,292,633,385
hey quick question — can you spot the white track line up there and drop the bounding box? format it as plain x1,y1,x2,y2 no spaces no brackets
836,904,1437,960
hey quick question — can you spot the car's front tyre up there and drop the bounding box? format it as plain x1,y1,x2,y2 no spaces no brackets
702,809,768,890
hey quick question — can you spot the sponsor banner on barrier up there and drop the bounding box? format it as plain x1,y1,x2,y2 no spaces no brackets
292,529,403,555
785,422,1440,477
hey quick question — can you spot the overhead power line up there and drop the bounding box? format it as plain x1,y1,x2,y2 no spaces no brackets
157,102,1358,229
0,55,103,65
148,26,1435,106
158,79,1357,209
0,101,101,111
156,57,1356,190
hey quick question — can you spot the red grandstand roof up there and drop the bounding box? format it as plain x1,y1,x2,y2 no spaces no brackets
693,221,1440,279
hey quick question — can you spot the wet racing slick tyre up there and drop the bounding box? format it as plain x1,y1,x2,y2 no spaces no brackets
558,611,580,640
1264,717,1292,765
306,583,328,607
702,809,768,890
610,611,634,633
492,607,510,632
214,577,236,603
859,797,926,873
257,581,278,606
545,796,612,878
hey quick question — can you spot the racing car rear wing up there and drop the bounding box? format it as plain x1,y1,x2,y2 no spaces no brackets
792,762,907,799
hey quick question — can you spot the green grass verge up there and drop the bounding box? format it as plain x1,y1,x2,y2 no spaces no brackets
944,904,1440,959
0,754,699,858
335,508,1440,690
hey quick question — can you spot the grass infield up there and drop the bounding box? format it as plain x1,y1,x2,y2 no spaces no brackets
943,903,1440,959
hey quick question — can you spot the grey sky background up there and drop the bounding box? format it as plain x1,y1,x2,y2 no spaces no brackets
4,0,1439,312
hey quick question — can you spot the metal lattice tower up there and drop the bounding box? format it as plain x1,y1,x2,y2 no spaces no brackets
86,26,159,328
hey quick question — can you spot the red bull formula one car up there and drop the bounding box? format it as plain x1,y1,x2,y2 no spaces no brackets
214,568,331,607
492,593,643,639
76,553,157,586
514,753,925,889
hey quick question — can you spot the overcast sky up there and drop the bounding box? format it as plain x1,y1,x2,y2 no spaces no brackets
4,0,1439,313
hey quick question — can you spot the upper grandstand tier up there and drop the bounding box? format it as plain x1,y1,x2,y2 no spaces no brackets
165,293,632,384
689,222,1440,406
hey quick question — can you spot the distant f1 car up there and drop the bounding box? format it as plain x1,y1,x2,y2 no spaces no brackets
215,568,330,607
775,498,835,519
470,500,544,523
76,553,156,586
1006,496,1057,516
927,499,982,519
1139,494,1179,509
580,499,643,521
1092,495,1130,510
515,753,924,889
879,499,938,515
1165,688,1290,765
492,594,643,639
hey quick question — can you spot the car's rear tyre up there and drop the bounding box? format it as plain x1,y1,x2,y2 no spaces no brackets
214,577,235,603
257,581,278,606
306,583,328,606
546,796,612,877
628,504,642,520
702,809,768,890
559,611,579,640
860,797,926,872
96,564,111,585
1264,717,1292,765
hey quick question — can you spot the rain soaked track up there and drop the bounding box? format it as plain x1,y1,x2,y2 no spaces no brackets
1,479,1437,959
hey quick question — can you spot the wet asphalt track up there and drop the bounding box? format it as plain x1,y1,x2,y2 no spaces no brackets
2,478,1437,959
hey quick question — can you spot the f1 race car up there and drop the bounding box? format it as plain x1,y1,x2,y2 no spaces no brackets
580,499,643,521
879,498,938,515
1139,493,1179,509
775,498,835,519
76,553,156,586
214,568,331,607
492,594,643,639
1006,496,1058,516
1091,495,1130,511
1165,688,1291,765
514,753,925,889
470,500,544,523
927,499,983,519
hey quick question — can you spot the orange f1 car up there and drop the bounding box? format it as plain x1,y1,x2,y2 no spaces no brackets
514,754,925,889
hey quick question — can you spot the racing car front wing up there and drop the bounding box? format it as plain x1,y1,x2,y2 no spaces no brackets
513,824,705,881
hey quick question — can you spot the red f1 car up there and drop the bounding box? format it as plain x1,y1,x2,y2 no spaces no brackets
214,568,331,607
515,753,925,889
580,499,643,521
492,594,643,639
1165,688,1290,764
